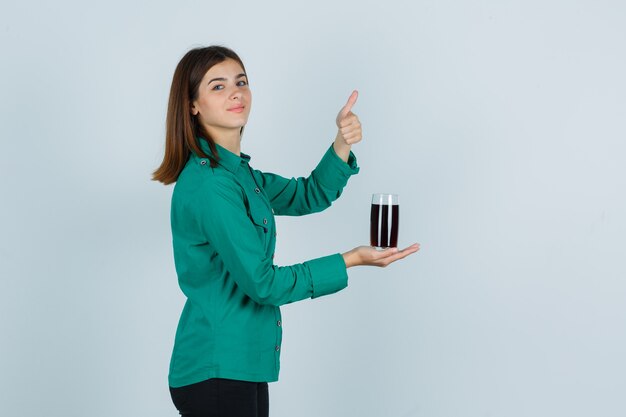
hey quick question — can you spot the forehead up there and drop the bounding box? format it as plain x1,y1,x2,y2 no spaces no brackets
204,58,245,78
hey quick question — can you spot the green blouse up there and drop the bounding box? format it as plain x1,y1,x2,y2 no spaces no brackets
168,138,360,388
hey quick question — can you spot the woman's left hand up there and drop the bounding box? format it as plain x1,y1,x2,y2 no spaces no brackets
333,90,362,161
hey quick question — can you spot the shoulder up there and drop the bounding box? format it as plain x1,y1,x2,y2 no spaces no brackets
173,156,244,207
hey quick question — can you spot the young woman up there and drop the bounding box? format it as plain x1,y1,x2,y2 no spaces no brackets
153,45,420,417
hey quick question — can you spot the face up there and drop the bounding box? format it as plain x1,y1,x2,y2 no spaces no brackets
191,58,252,138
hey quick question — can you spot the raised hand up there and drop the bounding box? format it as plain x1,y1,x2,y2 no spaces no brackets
335,90,362,146
333,90,363,161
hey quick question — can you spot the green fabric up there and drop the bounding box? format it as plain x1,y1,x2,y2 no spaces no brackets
168,138,360,388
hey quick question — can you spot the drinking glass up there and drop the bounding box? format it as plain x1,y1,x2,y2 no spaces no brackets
370,193,399,249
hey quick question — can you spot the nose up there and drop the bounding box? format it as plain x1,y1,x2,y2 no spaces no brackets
230,88,243,100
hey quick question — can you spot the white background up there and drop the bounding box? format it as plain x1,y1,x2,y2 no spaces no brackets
1,1,625,416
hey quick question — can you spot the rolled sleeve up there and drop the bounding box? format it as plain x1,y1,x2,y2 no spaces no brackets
306,253,349,298
312,143,360,191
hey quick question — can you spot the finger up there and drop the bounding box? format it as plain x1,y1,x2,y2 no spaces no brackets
380,244,420,265
400,243,420,252
342,127,362,138
380,249,418,266
339,90,358,119
339,116,360,129
339,122,359,132
340,124,361,135
343,132,362,143
340,125,361,135
397,246,420,258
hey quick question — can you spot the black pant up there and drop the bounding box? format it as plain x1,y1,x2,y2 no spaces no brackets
169,378,269,417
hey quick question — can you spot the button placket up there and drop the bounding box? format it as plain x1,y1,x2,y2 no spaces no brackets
244,164,275,251
247,165,274,214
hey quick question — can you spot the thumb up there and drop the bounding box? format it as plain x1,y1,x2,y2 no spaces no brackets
339,90,358,119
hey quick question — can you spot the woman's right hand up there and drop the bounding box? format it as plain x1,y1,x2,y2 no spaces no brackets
342,243,420,268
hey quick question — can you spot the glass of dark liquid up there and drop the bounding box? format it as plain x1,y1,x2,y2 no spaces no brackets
370,193,399,249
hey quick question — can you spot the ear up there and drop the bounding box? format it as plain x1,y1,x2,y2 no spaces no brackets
190,102,198,116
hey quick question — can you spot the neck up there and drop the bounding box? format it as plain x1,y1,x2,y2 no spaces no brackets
203,125,242,156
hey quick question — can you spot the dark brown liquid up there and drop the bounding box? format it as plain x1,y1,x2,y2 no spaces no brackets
370,204,399,247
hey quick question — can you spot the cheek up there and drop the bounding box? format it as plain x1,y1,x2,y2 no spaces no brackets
198,98,222,120
243,92,252,111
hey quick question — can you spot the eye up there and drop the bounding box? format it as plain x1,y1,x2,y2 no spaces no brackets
237,80,248,86
212,85,224,91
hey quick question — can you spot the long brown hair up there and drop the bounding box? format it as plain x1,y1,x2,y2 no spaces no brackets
152,46,248,184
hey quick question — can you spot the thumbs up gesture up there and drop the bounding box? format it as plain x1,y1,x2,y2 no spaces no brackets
333,90,362,161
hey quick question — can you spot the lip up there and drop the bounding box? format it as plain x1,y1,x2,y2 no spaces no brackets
227,105,245,113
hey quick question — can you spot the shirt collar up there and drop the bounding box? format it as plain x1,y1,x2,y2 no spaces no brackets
197,137,251,173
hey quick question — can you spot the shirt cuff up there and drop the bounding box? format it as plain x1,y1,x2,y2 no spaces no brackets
313,143,360,191
306,253,348,298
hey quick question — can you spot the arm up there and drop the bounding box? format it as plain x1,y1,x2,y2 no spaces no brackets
194,176,348,306
254,143,359,216
255,89,363,216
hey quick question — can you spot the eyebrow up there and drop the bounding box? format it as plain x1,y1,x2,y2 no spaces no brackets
208,73,247,85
